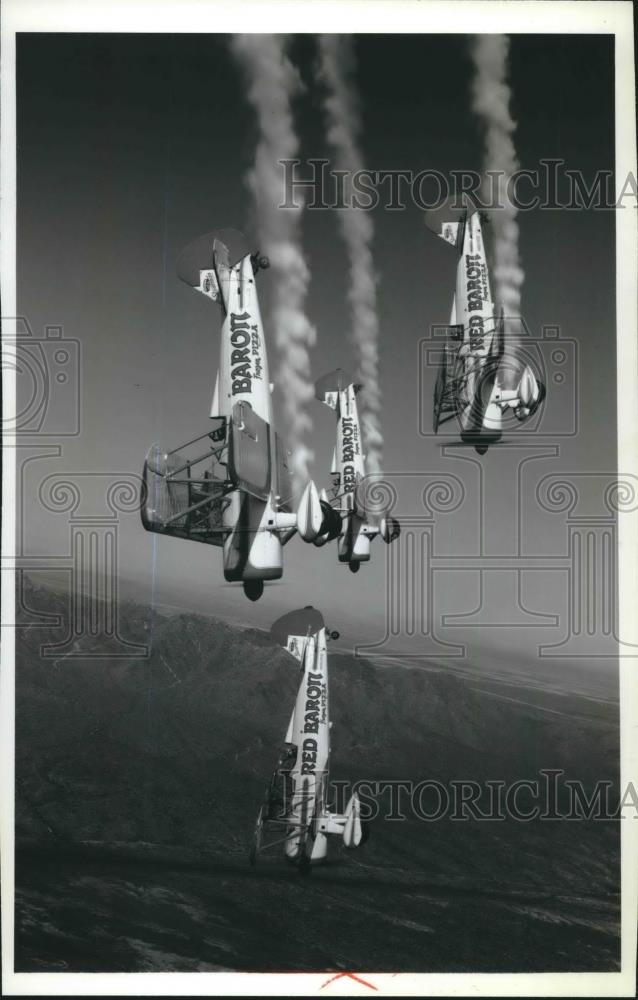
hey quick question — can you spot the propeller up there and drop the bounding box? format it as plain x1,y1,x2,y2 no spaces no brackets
380,516,401,544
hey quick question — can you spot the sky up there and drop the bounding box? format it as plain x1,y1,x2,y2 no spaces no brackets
15,33,619,689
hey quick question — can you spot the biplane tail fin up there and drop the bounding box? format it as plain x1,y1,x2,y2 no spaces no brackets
270,606,326,658
176,228,248,304
315,369,357,410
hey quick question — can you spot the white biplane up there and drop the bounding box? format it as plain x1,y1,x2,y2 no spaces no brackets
426,199,546,454
249,607,366,874
141,230,335,601
297,369,400,573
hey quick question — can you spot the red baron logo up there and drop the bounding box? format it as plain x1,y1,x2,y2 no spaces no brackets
229,311,261,394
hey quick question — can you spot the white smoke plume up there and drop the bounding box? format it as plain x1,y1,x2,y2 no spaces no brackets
317,35,384,476
230,35,315,494
470,35,524,350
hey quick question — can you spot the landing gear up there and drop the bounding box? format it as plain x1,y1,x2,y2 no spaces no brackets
348,561,360,574
243,579,264,601
475,444,489,455
299,855,312,877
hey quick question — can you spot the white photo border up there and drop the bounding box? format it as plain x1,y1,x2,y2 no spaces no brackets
2,1,636,996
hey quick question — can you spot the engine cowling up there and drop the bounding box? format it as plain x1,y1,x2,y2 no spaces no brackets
296,481,324,542
519,364,537,406
342,793,363,848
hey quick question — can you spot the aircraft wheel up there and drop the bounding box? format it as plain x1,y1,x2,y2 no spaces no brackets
348,561,360,574
299,856,312,877
243,579,264,601
475,445,488,455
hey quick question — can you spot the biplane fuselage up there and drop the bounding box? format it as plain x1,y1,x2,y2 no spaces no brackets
282,621,331,863
250,608,363,871
449,210,504,450
212,251,290,589
430,204,545,454
141,233,296,601
311,370,400,571
329,380,378,567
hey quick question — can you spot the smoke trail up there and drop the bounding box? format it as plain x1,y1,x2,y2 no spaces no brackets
230,35,315,494
316,35,383,475
470,35,524,344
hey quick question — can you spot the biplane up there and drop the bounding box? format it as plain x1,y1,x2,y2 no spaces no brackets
249,607,366,874
141,229,325,601
303,369,400,572
426,199,546,454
